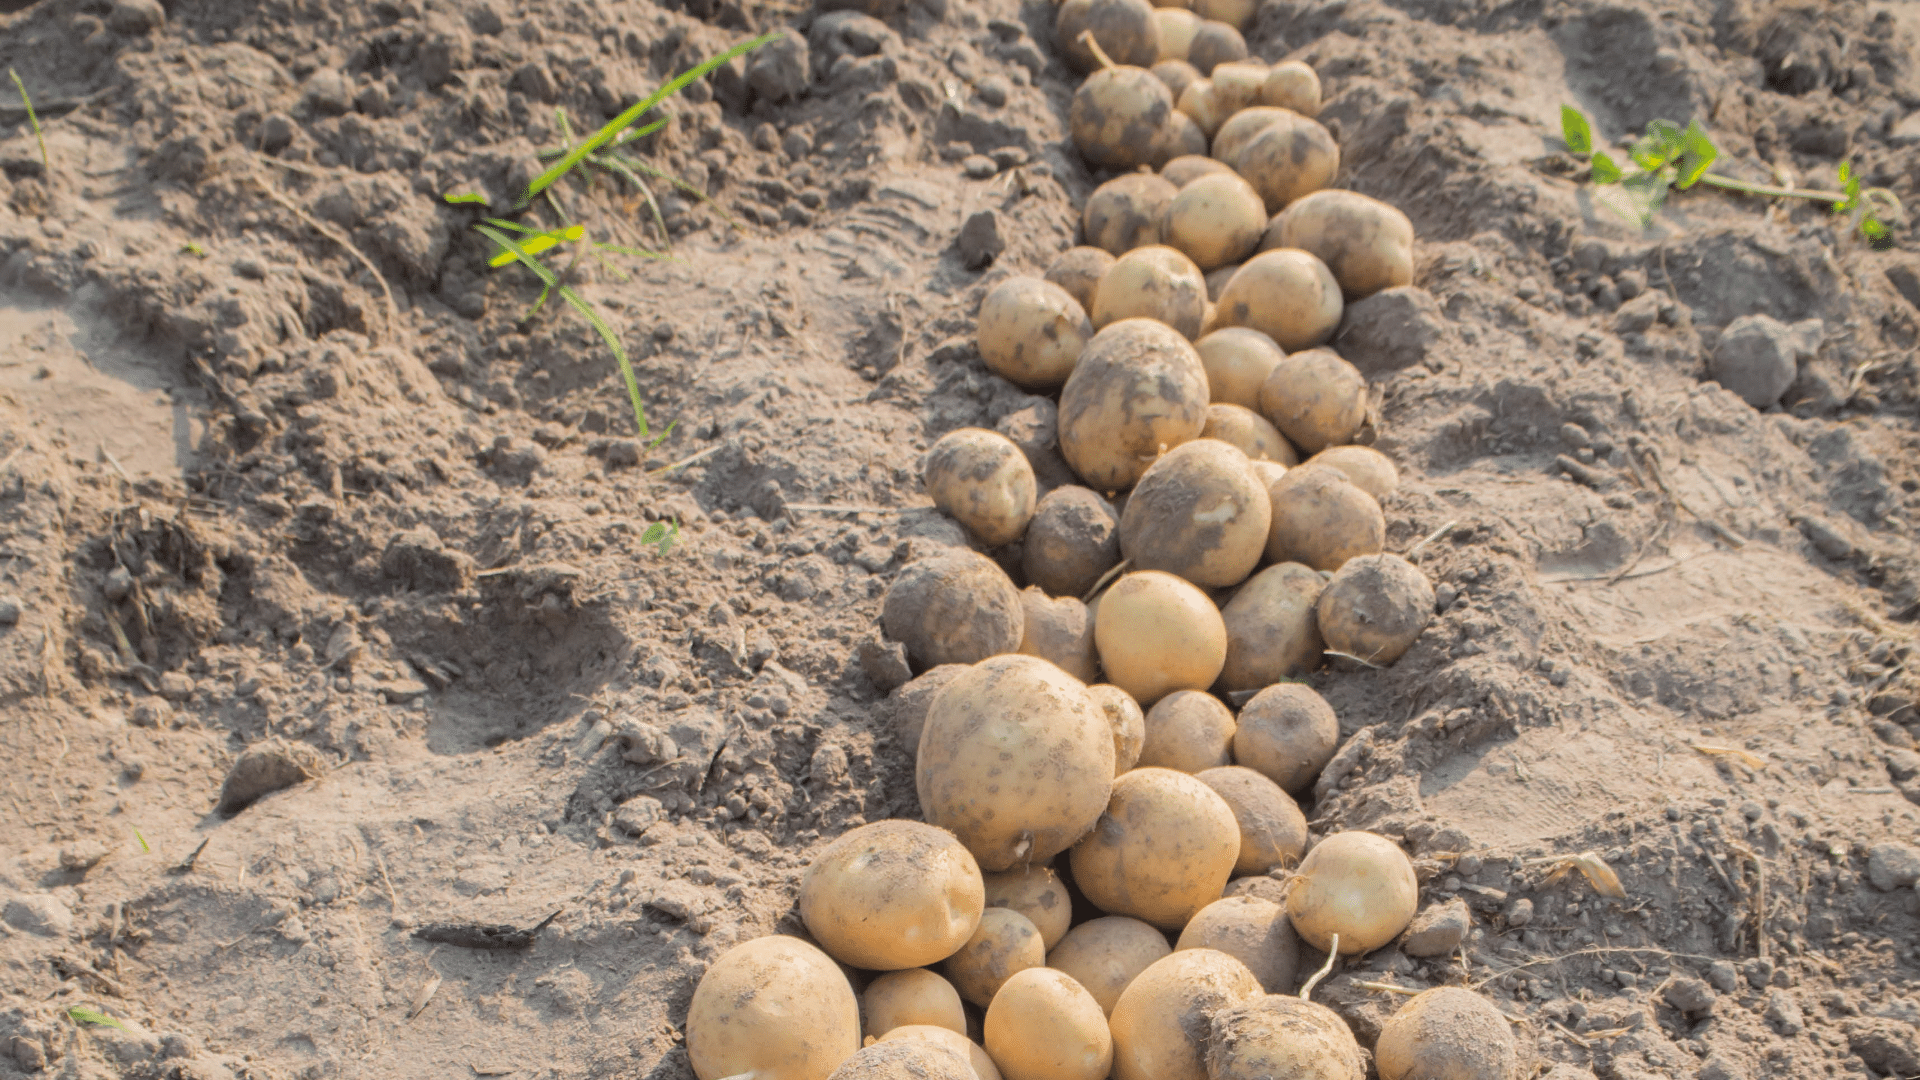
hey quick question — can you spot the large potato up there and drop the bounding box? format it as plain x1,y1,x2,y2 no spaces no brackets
1191,0,1255,30
1093,570,1227,705
1070,767,1241,929
1195,327,1283,410
1375,988,1520,1080
924,429,1037,547
1022,486,1121,598
1285,831,1419,954
1174,894,1300,993
1161,153,1233,189
983,968,1114,1080
1232,682,1340,796
883,551,1025,668
1070,66,1175,169
1219,562,1324,691
1087,683,1147,774
1186,19,1247,74
875,1028,1002,1080
1201,404,1296,465
1262,464,1383,572
1215,249,1342,351
1257,347,1365,454
1044,247,1117,314
1305,444,1399,500
1316,553,1434,666
1207,996,1364,1080
800,820,985,970
1118,439,1270,587
977,278,1094,392
1163,171,1266,271
1045,916,1171,1016
689,936,862,1080
829,1041,973,1080
1269,189,1414,300
983,864,1073,950
1091,245,1208,339
1058,319,1210,492
1108,950,1261,1080
1234,112,1341,213
1057,0,1161,71
917,655,1116,870
1211,106,1289,166
1017,588,1098,683
1259,60,1322,116
1193,766,1307,875
864,969,967,1038
1084,174,1177,256
1138,689,1235,772
1150,6,1200,60
943,907,1045,1007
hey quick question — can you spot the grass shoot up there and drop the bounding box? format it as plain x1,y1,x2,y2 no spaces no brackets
67,1007,125,1030
9,68,46,170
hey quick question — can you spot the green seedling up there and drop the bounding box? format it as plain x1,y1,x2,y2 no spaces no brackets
640,518,680,557
133,828,149,854
1560,105,1901,247
9,68,46,170
181,240,209,259
67,1008,125,1030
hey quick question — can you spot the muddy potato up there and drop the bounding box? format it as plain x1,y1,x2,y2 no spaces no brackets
1164,171,1266,270
1057,318,1210,492
977,277,1094,393
1022,486,1121,599
800,820,985,970
1175,79,1227,137
1375,987,1520,1080
1058,0,1161,72
1257,347,1365,453
1083,174,1177,256
1045,917,1170,1016
1234,113,1341,213
1211,106,1290,167
1091,245,1209,339
830,1041,974,1080
942,907,1045,1007
876,1027,1002,1080
1108,949,1262,1080
1093,570,1227,705
1263,464,1382,572
1192,0,1256,30
689,936,862,1080
864,969,968,1038
983,864,1073,950
1186,19,1248,74
1202,404,1296,464
1216,249,1343,351
924,429,1038,546
1174,894,1300,993
1161,153,1233,189
1086,683,1147,773
1118,439,1271,587
1015,588,1098,683
1271,189,1415,299
1288,831,1418,954
882,550,1025,669
1151,6,1200,60
1210,61,1268,113
1070,767,1241,929
1207,995,1364,1080
1044,247,1117,315
1157,109,1211,164
1194,327,1281,409
1250,459,1287,493
917,654,1115,870
1219,562,1324,691
1232,682,1339,796
887,664,967,754
983,968,1114,1080
1152,57,1203,98
1139,690,1236,772
1204,263,1238,301
1306,444,1399,500
1070,65,1176,170
1259,60,1322,116
1194,767,1308,875
1316,553,1434,666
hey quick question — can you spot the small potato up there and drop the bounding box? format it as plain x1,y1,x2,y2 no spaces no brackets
886,664,967,752
1257,347,1365,454
1015,587,1098,683
977,277,1094,392
1194,767,1307,875
1087,683,1147,773
1306,444,1399,500
1211,106,1290,166
1093,570,1227,705
1150,6,1200,60
1234,112,1341,213
1175,78,1228,137
1258,60,1322,117
1271,189,1415,299
876,1027,1002,1080
1070,66,1176,170
830,1041,973,1080
1203,263,1238,301
1215,249,1343,351
1117,439,1271,588
1285,830,1419,954
1108,949,1262,1080
1091,245,1208,339
1174,894,1300,993
801,820,986,970
1070,767,1241,929
689,936,862,1080
1186,19,1248,74
1316,553,1434,666
1045,916,1171,1016
1044,247,1118,315
1155,110,1210,165
1210,61,1268,114
942,907,1045,1007
1207,995,1364,1080
1161,153,1233,189
1232,682,1339,796
1151,58,1203,99
983,968,1114,1080
882,551,1025,669
1220,875,1289,904
1057,0,1162,72
1083,174,1177,256
1163,171,1266,270
1263,465,1383,572
1219,562,1324,691
983,864,1073,950
864,969,967,1038
1022,486,1121,599
1138,689,1235,772
1375,987,1521,1080
1195,327,1280,409
1202,403,1296,464
1057,319,1210,492
924,429,1037,546
1191,0,1256,30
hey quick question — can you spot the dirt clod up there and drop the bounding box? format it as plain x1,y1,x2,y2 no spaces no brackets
216,740,323,815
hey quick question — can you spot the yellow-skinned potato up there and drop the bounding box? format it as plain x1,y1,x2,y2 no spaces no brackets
942,907,1046,1007
1022,486,1121,599
1219,562,1324,691
1263,465,1383,572
1161,153,1233,189
1057,0,1161,72
1375,988,1520,1080
1058,318,1210,492
1258,60,1322,116
1316,553,1434,666
1232,682,1339,796
689,936,862,1080
1086,682,1147,773
800,820,986,970
1083,174,1178,256
1045,916,1171,1016
924,429,1037,546
1216,249,1342,350
1117,439,1271,587
1186,19,1248,75
1138,689,1236,772
1201,403,1296,464
1070,66,1176,170
830,1041,974,1080
1163,171,1266,271
1151,58,1203,99
1234,112,1341,213
1250,459,1287,494
1285,831,1419,954
976,277,1094,393
1093,570,1227,705
917,655,1116,870
1091,245,1208,339
1257,347,1365,453
1192,0,1256,30
875,1027,1002,1080
1209,60,1268,114
1211,106,1289,167
1108,949,1261,1080
1206,996,1364,1080
983,864,1073,950
1193,767,1307,876
1070,767,1241,929
1175,78,1228,138
1151,6,1200,60
1195,327,1282,409
1271,189,1415,299
983,968,1114,1080
882,551,1024,668
1016,587,1098,683
1155,110,1210,165
864,969,967,1038
1306,444,1399,500
1174,894,1300,993
1044,247,1117,316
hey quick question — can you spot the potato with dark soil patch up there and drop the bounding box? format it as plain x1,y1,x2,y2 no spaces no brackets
828,1040,974,1080
1219,561,1324,691
1091,245,1209,339
1109,949,1262,1080
1262,464,1384,572
1192,0,1256,30
1087,683,1147,773
1175,893,1300,992
1045,247,1118,314
1215,249,1343,351
1186,19,1247,73
1070,65,1174,170
1257,347,1367,454
1316,553,1434,666
1232,682,1339,795
1016,587,1099,683
1233,112,1341,213
1058,0,1162,72
1161,153,1233,188
883,551,1025,668
977,278,1095,392
983,864,1073,950
1375,987,1519,1080
1083,174,1178,255
1152,57,1203,98
1139,689,1236,772
943,907,1046,1007
1201,403,1296,464
1118,438,1270,587
924,428,1037,546
1207,995,1364,1080
1259,60,1322,116
1269,189,1415,299
1193,767,1307,876
1023,485,1122,598
1211,106,1289,165
1058,319,1210,491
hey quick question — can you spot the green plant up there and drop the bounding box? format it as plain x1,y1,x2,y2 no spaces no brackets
1560,105,1900,247
9,68,46,170
67,1007,125,1030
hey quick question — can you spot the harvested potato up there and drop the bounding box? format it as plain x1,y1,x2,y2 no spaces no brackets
924,429,1038,547
1057,0,1161,72
1210,61,1268,114
1215,249,1343,350
917,655,1116,870
1195,327,1281,409
1022,486,1121,598
1150,6,1200,60
1163,171,1266,270
1263,464,1383,572
1175,78,1227,137
1211,106,1289,167
689,936,862,1080
1044,247,1118,315
983,968,1114,1080
1286,831,1419,954
1202,403,1296,464
977,278,1095,392
1155,109,1210,164
1194,766,1307,875
1207,995,1364,1080
1234,112,1341,213
1375,987,1520,1080
1093,570,1227,705
876,1027,1003,1080
1257,347,1365,454
1016,587,1099,683
1306,444,1399,500
1118,439,1270,587
1139,690,1236,772
1219,562,1324,691
1083,174,1177,256
1152,58,1203,99
1091,245,1209,339
800,820,985,970
829,1041,974,1080
1149,0,1193,6
1186,19,1248,74
1057,318,1210,491
1161,153,1232,189
1270,189,1415,299
1250,459,1287,493
1259,60,1322,116
864,969,968,1038
1316,553,1434,666
1070,63,1176,169
1086,683,1147,774
942,907,1045,1007
1191,0,1255,30
1203,263,1238,302
887,664,968,752
1174,894,1300,993
983,864,1073,950
883,551,1025,669
1108,949,1261,1080
1045,916,1171,1016
1070,767,1241,929
1232,682,1339,796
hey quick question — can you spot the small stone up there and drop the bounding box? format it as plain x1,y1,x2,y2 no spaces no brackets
975,75,1011,107
1696,1053,1748,1080
131,699,171,727
782,130,813,159
613,796,663,836
1663,976,1716,1015
1799,516,1854,560
157,671,194,701
377,679,430,704
858,637,913,693
957,209,1003,269
1558,423,1591,449
303,69,353,116
1709,313,1799,408
1505,897,1533,928
3,893,74,937
1615,267,1647,300
1762,989,1803,1034
217,738,323,815
12,1035,47,1071
1334,286,1454,377
380,528,474,592
751,122,781,152
1846,1017,1920,1078
615,722,679,766
746,31,810,104
1867,842,1920,891
1740,800,1765,821
1401,897,1471,957
961,154,998,179
107,0,164,34
1707,960,1739,993
59,841,110,873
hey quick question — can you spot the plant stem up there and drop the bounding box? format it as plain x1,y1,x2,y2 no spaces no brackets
9,69,47,170
1697,173,1844,203
1077,31,1117,72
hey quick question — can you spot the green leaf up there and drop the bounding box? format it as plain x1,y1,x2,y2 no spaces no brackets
442,192,489,205
1631,118,1686,172
1560,105,1593,156
1675,119,1717,189
473,223,559,319
1623,170,1671,220
1590,151,1623,184
134,828,149,854
641,519,681,556
68,1008,125,1030
559,285,654,442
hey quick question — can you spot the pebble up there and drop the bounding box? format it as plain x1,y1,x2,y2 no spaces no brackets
961,154,998,179
1696,1054,1748,1080
1709,313,1799,408
0,596,19,626
107,0,165,34
1505,897,1533,927
974,75,1010,107
1763,989,1803,1034
1867,842,1920,891
1401,897,1471,956
59,841,109,873
1663,976,1717,1015
1707,959,1740,993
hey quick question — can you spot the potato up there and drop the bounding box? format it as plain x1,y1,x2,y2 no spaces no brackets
1257,347,1365,453
1091,245,1208,339
942,907,1045,1007
1186,19,1248,74
924,429,1038,547
1045,916,1171,1016
1014,587,1098,683
1174,894,1300,993
917,654,1116,870
977,278,1094,393
1210,61,1268,114
1138,690,1236,772
1250,459,1287,492
1087,683,1147,774
1286,831,1419,954
1057,318,1210,492
1070,767,1241,929
887,665,968,751
1057,0,1161,72
1174,79,1227,137
1259,60,1322,117
1316,553,1434,666
800,820,985,970
1044,247,1118,315
1083,174,1177,256
1108,949,1262,1080
689,936,862,1080
1203,263,1237,301
1093,570,1227,705
1233,112,1340,213
883,551,1025,669
1149,0,1193,6
830,1041,974,1080
1219,562,1324,691
1117,439,1271,587
1375,987,1520,1080
1206,995,1364,1080
1263,465,1382,572
1150,6,1200,60
983,968,1114,1080
1022,486,1121,598
1192,327,1279,409
1154,110,1210,164
1215,249,1342,351
1160,154,1230,190
876,1027,1002,1080
1194,766,1307,875
1163,171,1266,271
1201,403,1296,464
1306,444,1399,500
1070,65,1174,170
983,864,1072,950
1271,189,1414,299
864,969,968,1038
1211,106,1290,166
1151,58,1203,99
1232,682,1339,796
1191,0,1256,30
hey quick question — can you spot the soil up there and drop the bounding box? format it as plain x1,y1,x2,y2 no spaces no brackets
3,0,1920,1078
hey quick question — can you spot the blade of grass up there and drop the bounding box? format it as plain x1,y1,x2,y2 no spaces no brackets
9,69,47,170
474,223,559,319
1560,105,1592,155
558,285,652,442
68,1008,124,1030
